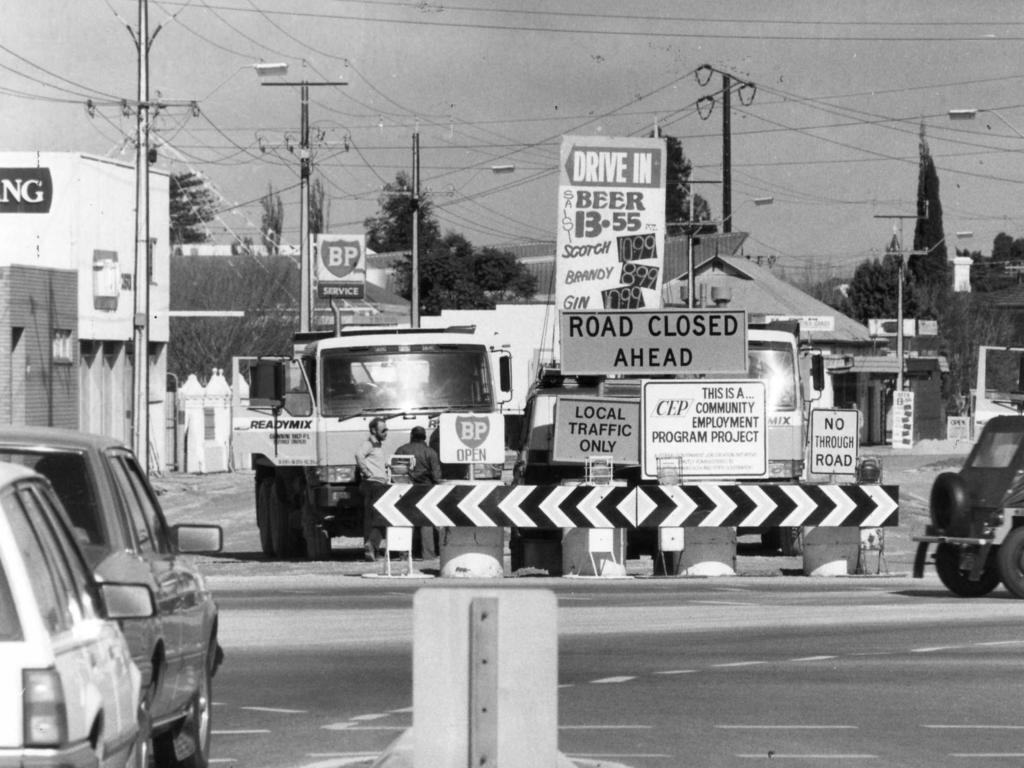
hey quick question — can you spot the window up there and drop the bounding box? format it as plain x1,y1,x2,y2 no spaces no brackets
107,451,170,554
4,489,72,634
52,329,74,364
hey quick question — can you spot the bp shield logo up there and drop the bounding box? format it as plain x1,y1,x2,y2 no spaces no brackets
318,237,363,279
455,415,489,448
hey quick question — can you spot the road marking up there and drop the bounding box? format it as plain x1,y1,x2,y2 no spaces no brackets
950,754,1024,759
351,713,389,721
240,706,308,714
560,725,654,730
720,729,856,733
693,600,758,606
790,655,837,662
567,754,672,758
711,661,767,668
389,706,413,714
975,639,1024,646
736,753,877,759
921,729,1024,733
213,729,271,734
910,646,955,653
655,669,696,675
590,676,636,684
209,760,236,764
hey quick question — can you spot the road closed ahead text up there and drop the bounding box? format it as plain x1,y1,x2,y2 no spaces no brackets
560,309,747,375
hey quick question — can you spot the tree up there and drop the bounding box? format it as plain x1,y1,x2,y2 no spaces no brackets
908,123,949,317
392,233,536,315
844,254,902,325
169,171,217,248
363,172,441,254
993,232,1014,262
654,134,715,236
260,184,284,255
168,253,297,380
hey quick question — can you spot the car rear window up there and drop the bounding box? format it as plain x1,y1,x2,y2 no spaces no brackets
0,554,22,641
0,450,103,546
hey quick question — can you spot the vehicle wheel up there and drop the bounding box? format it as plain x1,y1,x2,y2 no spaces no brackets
934,543,1000,597
256,480,275,557
268,484,299,559
997,527,1024,599
154,661,212,768
304,524,331,560
126,703,152,768
930,472,969,533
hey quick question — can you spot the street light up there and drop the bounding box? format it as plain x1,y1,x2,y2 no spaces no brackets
261,64,348,332
949,108,1024,139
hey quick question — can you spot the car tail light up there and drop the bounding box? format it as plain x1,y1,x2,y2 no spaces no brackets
23,669,67,747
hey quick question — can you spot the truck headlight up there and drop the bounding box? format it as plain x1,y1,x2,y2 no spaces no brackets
315,465,357,484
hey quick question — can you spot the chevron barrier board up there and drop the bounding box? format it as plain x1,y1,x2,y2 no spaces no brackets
372,483,899,529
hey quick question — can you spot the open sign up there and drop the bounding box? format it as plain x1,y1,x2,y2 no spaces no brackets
439,413,504,463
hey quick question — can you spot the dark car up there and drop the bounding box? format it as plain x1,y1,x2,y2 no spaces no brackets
913,415,1024,598
0,427,223,768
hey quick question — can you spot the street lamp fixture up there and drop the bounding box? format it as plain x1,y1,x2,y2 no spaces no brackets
948,108,1024,139
253,62,289,77
490,164,516,173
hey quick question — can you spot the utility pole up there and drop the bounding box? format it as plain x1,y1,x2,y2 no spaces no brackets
411,132,420,328
874,213,920,392
262,75,347,332
132,0,151,468
722,73,732,233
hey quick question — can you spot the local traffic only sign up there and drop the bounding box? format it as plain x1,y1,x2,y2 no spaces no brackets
641,380,767,480
810,408,859,475
559,308,748,375
552,396,640,464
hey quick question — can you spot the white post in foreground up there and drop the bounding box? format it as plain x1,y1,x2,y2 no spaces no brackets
413,589,557,768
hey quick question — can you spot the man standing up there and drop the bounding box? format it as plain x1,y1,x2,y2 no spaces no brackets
355,417,389,561
395,425,442,559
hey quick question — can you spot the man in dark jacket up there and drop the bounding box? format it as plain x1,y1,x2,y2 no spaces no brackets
395,426,442,558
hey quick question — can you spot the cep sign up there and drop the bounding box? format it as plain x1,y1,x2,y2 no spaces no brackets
0,168,53,213
439,413,505,464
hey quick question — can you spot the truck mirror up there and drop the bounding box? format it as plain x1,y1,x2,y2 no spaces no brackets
811,354,825,393
499,355,512,393
1018,357,1024,393
249,360,286,407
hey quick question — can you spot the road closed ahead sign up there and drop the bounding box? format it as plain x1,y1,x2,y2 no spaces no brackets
560,308,747,375
810,408,859,475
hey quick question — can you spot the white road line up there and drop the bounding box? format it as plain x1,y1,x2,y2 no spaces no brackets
711,661,767,668
720,729,856,733
950,754,1024,758
975,639,1024,646
213,729,271,734
655,669,697,675
736,753,877,759
789,655,837,662
567,754,673,758
240,706,308,714
336,726,407,731
692,600,758,606
389,706,413,714
589,676,636,684
923,725,1024,729
910,646,955,653
560,725,654,730
208,760,236,764
350,713,389,721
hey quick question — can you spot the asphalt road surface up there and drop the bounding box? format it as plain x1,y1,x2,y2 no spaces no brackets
206,576,1024,768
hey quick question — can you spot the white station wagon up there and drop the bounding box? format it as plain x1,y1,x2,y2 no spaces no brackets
0,461,154,768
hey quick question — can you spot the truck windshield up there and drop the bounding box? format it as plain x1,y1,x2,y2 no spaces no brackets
320,345,492,416
748,342,797,411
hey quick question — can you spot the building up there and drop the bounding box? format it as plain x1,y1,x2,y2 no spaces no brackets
0,153,169,465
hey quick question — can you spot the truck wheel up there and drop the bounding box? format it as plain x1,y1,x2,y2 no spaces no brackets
934,543,1000,597
997,527,1024,599
256,480,275,556
268,485,299,559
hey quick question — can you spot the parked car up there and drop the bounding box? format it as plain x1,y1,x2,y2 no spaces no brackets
0,460,155,768
914,415,1024,598
0,427,224,768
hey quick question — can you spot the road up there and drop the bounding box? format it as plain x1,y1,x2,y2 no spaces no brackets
206,575,1024,768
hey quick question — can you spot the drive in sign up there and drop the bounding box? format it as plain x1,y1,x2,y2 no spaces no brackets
560,308,747,375
641,379,767,479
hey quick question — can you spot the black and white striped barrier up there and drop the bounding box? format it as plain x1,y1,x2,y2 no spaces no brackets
372,483,899,529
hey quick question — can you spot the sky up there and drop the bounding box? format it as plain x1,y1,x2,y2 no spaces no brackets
4,0,1024,282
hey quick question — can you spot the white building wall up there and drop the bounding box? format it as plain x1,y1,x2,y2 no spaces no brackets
0,153,169,466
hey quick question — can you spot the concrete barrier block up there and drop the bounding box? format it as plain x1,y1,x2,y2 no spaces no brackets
802,526,860,576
